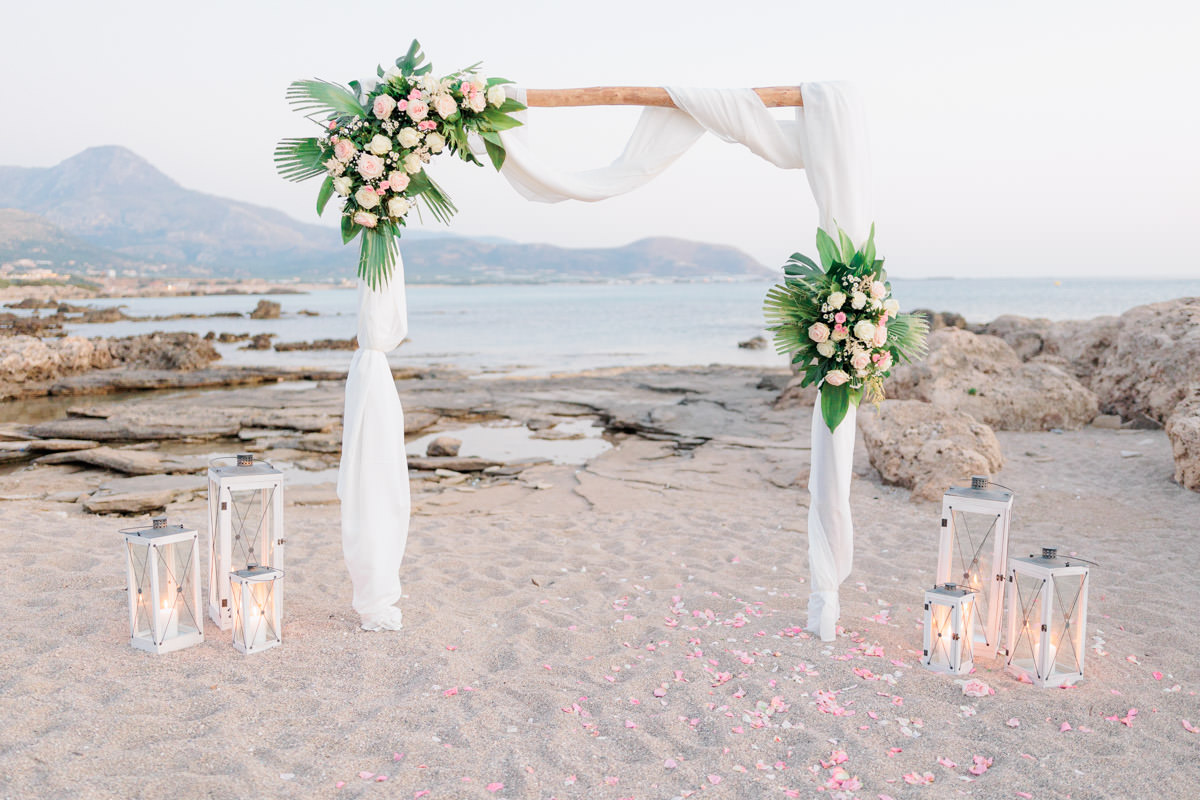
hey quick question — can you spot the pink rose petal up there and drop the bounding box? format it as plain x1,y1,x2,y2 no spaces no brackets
414,793,429,799
1183,720,1200,734
937,757,957,769
359,772,374,780
486,783,504,792
1007,718,1020,727
664,758,677,769
708,774,722,785
1060,722,1072,732
1152,671,1163,680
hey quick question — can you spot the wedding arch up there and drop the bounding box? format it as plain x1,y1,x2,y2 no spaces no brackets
288,67,870,641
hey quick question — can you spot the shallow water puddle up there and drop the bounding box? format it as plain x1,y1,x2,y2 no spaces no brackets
406,418,611,465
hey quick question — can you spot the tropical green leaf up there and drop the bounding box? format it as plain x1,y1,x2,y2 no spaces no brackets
483,137,506,170
274,138,326,182
787,251,821,271
396,40,427,75
340,213,360,245
480,109,523,131
358,225,398,289
286,79,367,119
886,313,930,363
485,76,514,87
864,223,876,267
820,383,851,432
316,175,335,216
816,228,840,269
838,228,857,264
497,98,526,114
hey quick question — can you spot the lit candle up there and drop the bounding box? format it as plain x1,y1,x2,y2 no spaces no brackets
156,577,179,640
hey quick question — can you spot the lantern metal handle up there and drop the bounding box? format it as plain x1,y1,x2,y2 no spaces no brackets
209,454,274,469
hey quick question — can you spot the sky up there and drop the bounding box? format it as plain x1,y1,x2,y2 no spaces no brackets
2,0,1197,278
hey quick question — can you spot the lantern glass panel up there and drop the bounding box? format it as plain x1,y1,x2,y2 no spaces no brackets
229,485,279,568
127,541,154,639
947,507,999,644
1051,573,1086,676
1008,571,1046,678
157,537,201,639
231,568,282,654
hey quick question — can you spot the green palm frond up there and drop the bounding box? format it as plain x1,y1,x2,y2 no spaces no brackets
886,313,930,363
274,137,326,182
358,224,399,289
286,79,368,120
408,171,458,226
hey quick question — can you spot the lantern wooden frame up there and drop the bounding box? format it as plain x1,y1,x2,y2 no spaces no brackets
230,565,284,654
937,477,1013,659
207,454,285,630
121,517,204,654
1005,548,1089,688
922,583,977,676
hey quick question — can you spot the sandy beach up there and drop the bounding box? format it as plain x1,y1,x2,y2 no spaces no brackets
1,365,1197,800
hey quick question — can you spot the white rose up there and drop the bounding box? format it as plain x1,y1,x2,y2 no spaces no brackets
433,93,458,119
356,153,385,181
367,134,392,156
397,127,421,148
467,92,487,113
853,320,876,342
851,291,867,310
383,65,403,84
425,132,446,153
387,171,410,192
323,158,345,176
850,351,871,371
816,340,836,358
418,74,439,93
403,152,423,173
352,210,377,228
827,291,846,309
486,84,506,107
332,176,353,196
870,280,887,299
354,186,380,209
387,196,411,217
883,298,900,315
824,370,849,387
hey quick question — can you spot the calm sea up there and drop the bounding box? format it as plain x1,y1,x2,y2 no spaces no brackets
53,279,1200,375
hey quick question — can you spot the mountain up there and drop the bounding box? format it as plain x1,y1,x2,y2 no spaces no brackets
0,146,773,282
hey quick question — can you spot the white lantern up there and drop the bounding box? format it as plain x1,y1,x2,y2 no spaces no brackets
921,583,977,675
230,565,284,654
1005,547,1089,688
937,476,1013,658
121,517,204,654
207,454,285,630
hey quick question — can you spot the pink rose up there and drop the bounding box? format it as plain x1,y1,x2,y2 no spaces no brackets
850,351,871,371
333,139,357,162
352,210,378,228
834,311,847,324
372,94,397,119
875,351,893,371
408,89,422,101
433,93,458,119
824,370,849,387
418,120,437,131
396,99,408,111
872,324,888,347
406,99,429,121
356,153,385,181
387,171,410,192
808,322,830,343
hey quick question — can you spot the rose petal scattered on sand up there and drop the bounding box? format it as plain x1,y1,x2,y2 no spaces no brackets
1126,655,1139,664
393,752,404,761
937,757,957,769
708,774,722,784
625,720,637,728
664,759,677,769
486,783,504,792
359,772,374,780
335,782,345,789
957,678,993,697
564,775,577,785
375,775,388,782
1153,671,1163,680
443,687,459,697
1017,793,1033,799
903,771,934,785
1060,722,1072,732
968,755,992,776
1007,718,1020,727
414,792,429,799
1183,720,1200,734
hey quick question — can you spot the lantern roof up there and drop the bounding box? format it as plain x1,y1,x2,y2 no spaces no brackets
944,484,1013,504
927,583,976,600
232,565,284,582
120,521,196,545
210,459,283,478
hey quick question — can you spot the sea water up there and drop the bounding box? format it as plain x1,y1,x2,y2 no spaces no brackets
52,278,1200,375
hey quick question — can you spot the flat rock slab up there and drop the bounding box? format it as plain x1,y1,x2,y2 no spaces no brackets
83,474,205,514
29,416,239,442
35,446,204,475
17,438,101,452
407,456,503,472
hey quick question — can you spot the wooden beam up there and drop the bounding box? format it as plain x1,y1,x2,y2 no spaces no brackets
523,86,804,108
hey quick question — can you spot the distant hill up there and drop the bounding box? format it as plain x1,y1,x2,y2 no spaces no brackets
0,146,773,283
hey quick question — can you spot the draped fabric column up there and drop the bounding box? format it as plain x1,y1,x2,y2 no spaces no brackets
494,83,870,640
337,264,411,631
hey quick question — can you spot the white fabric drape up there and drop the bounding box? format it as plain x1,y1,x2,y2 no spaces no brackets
494,83,870,640
338,267,411,631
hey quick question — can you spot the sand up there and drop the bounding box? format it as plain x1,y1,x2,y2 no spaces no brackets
1,366,1198,800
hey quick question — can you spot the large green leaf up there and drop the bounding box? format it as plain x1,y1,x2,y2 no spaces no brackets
838,228,857,264
286,79,367,119
340,213,360,245
316,175,335,216
816,228,841,269
820,383,851,432
358,225,398,289
483,137,506,170
274,138,326,183
480,108,523,131
395,40,427,75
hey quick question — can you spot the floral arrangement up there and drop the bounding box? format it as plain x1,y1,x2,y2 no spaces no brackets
274,41,525,287
764,225,928,432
